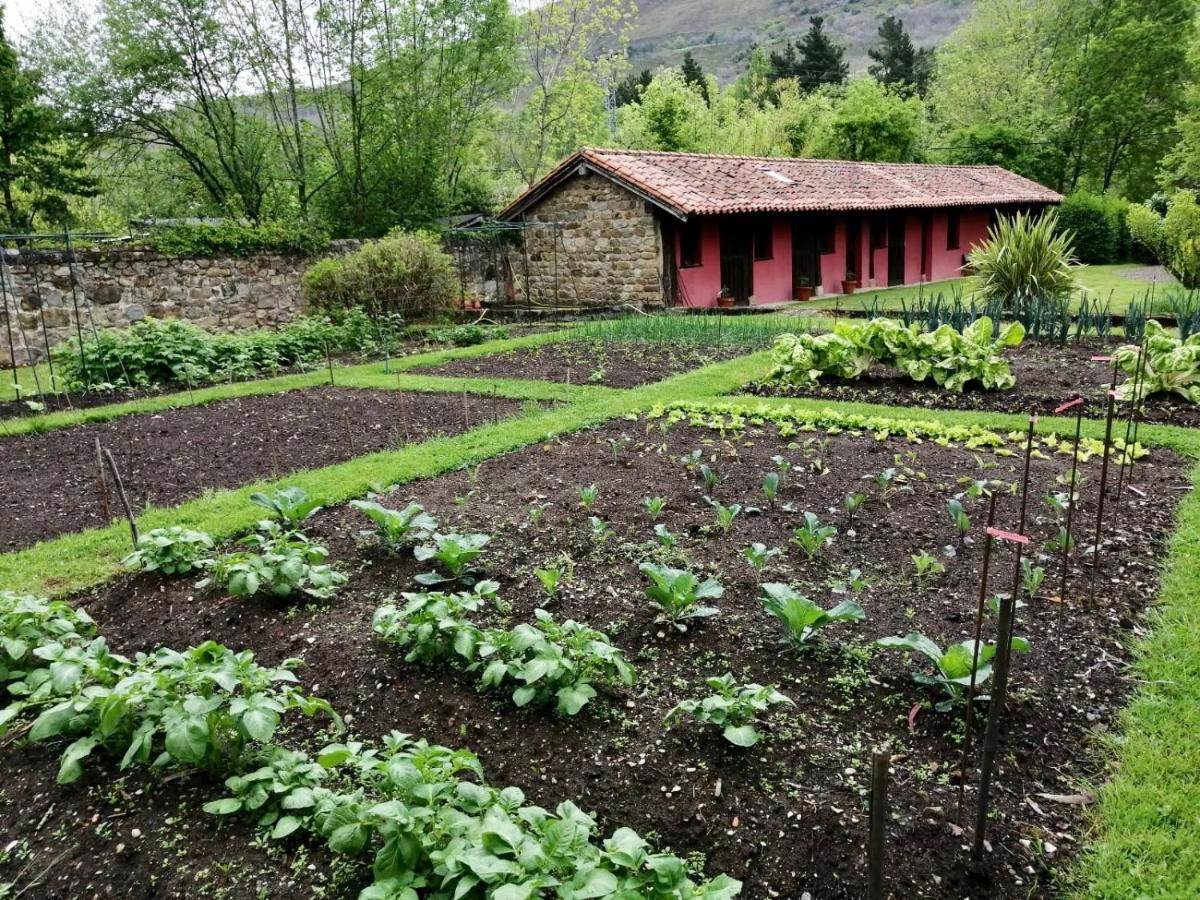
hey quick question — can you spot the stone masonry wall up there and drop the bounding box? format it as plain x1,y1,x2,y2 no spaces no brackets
516,172,665,308
0,242,359,366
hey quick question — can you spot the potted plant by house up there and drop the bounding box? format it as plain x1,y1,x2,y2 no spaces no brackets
717,286,735,309
794,277,814,302
841,272,859,295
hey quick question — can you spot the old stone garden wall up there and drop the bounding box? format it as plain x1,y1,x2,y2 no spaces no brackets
0,242,358,366
516,172,666,309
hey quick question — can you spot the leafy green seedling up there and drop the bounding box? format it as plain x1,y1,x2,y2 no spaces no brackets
947,498,971,542
680,449,703,469
705,498,742,534
639,563,723,630
911,551,945,577
762,471,781,506
842,492,867,524
533,554,573,600
830,568,869,595
761,583,865,651
588,516,613,542
1021,559,1046,598
653,524,678,549
790,512,837,560
664,673,793,747
874,632,1030,711
698,464,719,492
414,533,490,586
250,486,322,526
578,484,599,509
643,496,667,520
349,500,437,550
742,543,782,571
771,455,792,474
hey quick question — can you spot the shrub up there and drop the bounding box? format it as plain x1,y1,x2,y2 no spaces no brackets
968,211,1078,305
301,229,458,320
1129,193,1200,289
146,221,331,257
1056,191,1130,264
53,311,380,391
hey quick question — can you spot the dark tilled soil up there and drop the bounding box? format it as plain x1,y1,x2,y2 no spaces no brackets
0,388,524,552
745,339,1200,428
38,416,1190,899
415,339,753,388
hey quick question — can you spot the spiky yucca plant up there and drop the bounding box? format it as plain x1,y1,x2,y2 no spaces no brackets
968,211,1077,306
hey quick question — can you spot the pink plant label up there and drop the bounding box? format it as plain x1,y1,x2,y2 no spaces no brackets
1054,398,1085,414
986,527,1030,546
1091,355,1113,362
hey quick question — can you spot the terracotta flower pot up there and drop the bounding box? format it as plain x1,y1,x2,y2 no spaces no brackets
795,285,814,302
717,296,735,309
841,279,858,295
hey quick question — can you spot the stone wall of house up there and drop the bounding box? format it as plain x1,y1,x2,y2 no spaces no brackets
516,172,666,308
0,242,359,366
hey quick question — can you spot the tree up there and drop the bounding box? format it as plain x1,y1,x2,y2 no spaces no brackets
941,124,1062,186
615,68,652,107
813,79,923,163
0,8,96,231
771,17,848,93
867,16,932,97
681,51,709,104
499,0,634,187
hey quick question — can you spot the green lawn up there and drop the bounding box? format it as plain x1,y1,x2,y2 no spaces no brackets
806,263,1180,314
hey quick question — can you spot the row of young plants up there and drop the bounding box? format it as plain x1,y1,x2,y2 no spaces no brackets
768,316,1027,392
0,589,744,897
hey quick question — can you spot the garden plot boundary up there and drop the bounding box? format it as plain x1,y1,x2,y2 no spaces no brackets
3,348,1200,897
0,327,596,437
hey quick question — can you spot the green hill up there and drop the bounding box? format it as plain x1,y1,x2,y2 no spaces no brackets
627,0,974,82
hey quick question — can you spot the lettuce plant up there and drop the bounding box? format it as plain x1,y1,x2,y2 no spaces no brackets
768,316,1025,393
639,563,723,630
1115,320,1200,403
911,551,945,577
414,533,490,586
665,674,793,747
643,496,667,519
875,632,1030,712
349,500,437,550
122,527,215,576
760,583,865,651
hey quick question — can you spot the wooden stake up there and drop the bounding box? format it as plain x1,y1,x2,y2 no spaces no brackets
1089,392,1117,607
102,447,139,547
958,490,998,825
325,341,335,386
1057,398,1085,642
94,437,112,521
868,750,889,900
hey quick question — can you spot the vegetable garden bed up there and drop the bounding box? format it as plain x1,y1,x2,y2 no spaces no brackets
44,407,1189,898
745,338,1200,428
0,388,525,551
413,339,755,388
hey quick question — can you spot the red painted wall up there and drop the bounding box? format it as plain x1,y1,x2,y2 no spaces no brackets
674,206,1002,306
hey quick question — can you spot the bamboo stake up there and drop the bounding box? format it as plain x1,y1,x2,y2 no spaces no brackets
868,750,890,900
102,447,139,547
1089,392,1117,607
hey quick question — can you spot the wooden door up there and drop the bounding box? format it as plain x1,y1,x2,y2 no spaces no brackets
720,224,754,302
845,216,862,282
791,216,821,291
887,214,906,286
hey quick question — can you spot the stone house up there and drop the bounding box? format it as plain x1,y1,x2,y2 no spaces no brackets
498,148,1062,308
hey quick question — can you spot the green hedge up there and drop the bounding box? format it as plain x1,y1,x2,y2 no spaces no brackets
1056,191,1132,264
146,221,332,257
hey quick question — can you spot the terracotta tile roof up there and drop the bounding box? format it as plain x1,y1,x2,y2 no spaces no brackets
500,148,1062,220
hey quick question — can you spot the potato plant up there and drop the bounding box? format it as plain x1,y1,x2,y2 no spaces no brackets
665,674,794,747
12,639,338,783
206,732,742,899
371,582,498,664
875,632,1030,712
121,527,215,576
201,522,347,600
0,591,97,684
639,563,724,630
760,583,865,651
